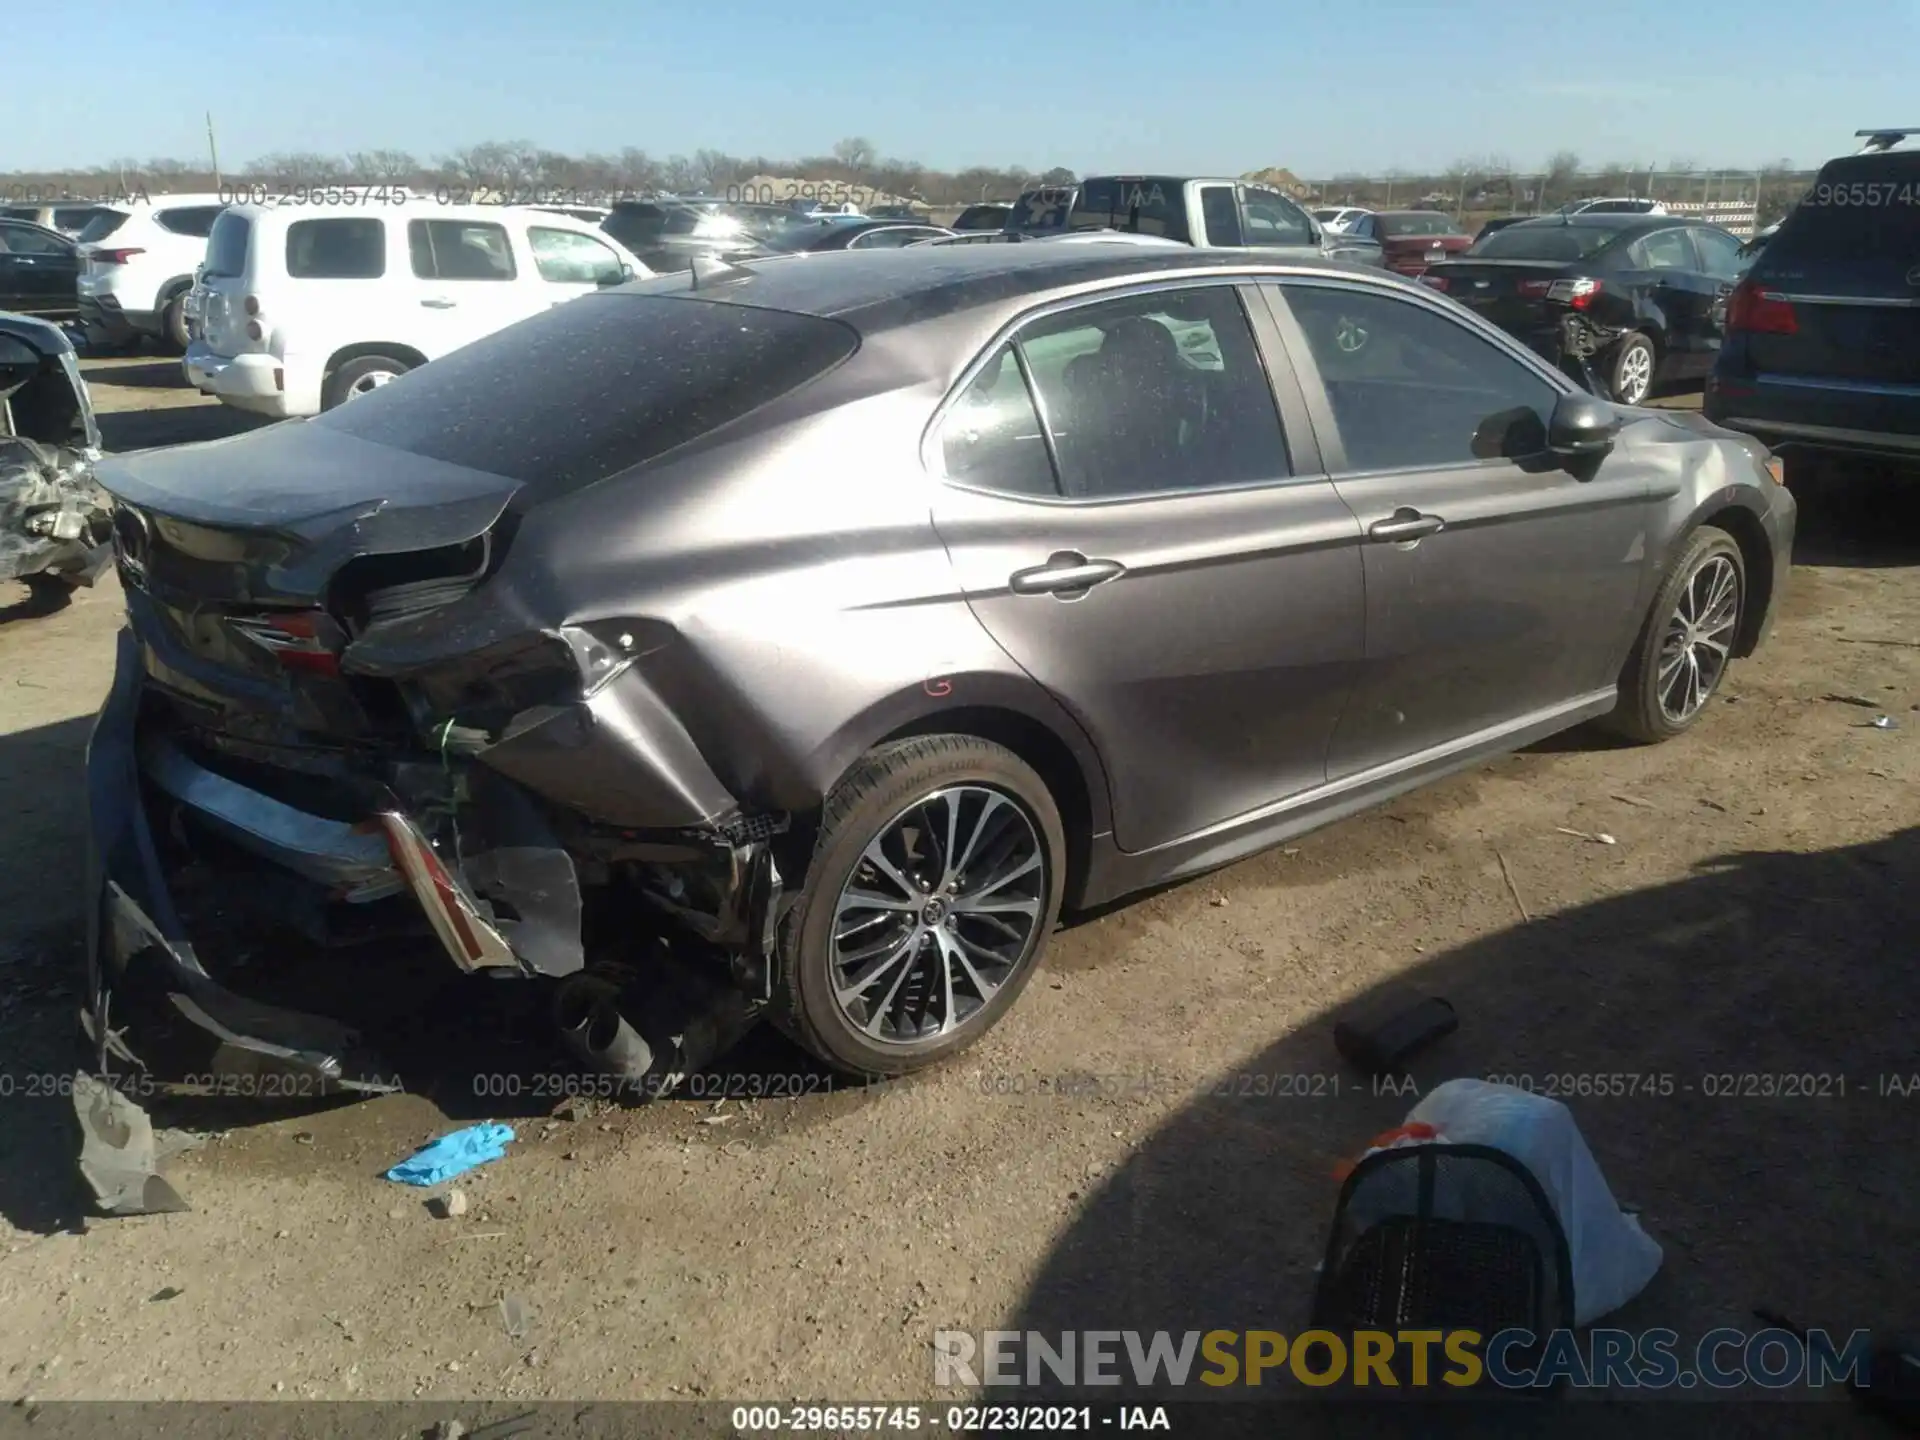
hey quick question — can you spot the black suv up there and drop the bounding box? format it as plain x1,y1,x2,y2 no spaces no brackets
1705,128,1920,470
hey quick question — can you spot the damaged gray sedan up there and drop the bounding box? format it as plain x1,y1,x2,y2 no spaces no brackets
1,312,112,599
83,246,1796,1096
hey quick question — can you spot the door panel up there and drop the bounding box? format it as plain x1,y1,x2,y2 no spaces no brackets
1267,280,1655,779
1627,227,1713,377
928,283,1366,853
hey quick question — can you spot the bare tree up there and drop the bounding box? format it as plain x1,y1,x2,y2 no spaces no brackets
250,152,347,184
832,137,877,173
659,155,698,193
348,149,418,182
1541,150,1581,208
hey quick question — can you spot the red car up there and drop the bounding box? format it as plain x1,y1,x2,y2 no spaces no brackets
1342,209,1474,275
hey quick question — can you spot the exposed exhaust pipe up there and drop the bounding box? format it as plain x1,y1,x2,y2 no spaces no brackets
552,950,762,1098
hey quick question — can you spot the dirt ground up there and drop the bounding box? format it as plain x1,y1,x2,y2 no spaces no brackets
1,358,1917,1430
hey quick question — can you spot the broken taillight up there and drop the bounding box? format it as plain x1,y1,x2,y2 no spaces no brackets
1545,277,1604,310
230,611,341,674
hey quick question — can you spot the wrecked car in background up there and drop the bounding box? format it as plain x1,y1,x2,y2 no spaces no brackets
0,311,111,599
81,245,1795,1107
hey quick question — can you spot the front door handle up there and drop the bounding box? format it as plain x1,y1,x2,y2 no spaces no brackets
1009,551,1126,596
420,297,457,309
1367,510,1446,543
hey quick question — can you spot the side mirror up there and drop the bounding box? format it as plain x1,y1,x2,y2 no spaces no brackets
598,264,635,287
1548,392,1622,459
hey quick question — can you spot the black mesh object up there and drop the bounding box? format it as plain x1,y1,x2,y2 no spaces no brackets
1312,1143,1575,1342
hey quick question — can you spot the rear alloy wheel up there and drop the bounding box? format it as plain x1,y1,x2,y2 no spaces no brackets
773,736,1065,1077
1602,525,1745,743
1608,333,1656,405
322,355,410,410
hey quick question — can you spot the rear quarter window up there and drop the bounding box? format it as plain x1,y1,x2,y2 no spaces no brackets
311,294,861,493
76,210,131,244
156,206,223,238
203,211,252,277
286,217,387,279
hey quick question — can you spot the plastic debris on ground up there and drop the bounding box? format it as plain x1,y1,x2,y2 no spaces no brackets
71,1072,191,1216
384,1124,515,1187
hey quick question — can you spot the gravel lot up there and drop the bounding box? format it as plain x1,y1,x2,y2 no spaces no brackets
1,358,1916,1430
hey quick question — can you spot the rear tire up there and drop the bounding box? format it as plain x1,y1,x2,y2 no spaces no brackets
771,735,1066,1078
1607,332,1657,406
321,354,411,410
1601,525,1745,744
161,293,190,353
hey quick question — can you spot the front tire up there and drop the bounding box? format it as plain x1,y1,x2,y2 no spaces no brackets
1601,525,1744,743
772,735,1066,1077
321,354,411,410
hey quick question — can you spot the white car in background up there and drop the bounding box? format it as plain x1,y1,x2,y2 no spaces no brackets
74,194,227,351
183,200,652,417
1311,206,1372,233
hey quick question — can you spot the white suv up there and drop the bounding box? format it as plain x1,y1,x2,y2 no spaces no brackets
75,195,228,351
183,201,652,417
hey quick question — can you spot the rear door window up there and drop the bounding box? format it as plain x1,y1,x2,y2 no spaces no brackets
1011,284,1291,499
1199,186,1243,245
286,217,386,279
1629,228,1696,271
312,294,859,493
409,220,516,280
203,211,252,277
156,205,223,238
527,226,625,283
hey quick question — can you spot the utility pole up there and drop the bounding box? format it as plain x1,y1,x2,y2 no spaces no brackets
206,112,221,189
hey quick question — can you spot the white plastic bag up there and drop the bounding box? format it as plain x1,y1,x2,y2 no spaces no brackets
1402,1078,1662,1325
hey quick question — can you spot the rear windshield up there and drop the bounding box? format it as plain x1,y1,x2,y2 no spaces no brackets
312,294,860,492
1068,180,1191,243
203,211,251,277
1377,213,1464,238
1758,154,1920,281
1007,189,1074,233
53,206,104,231
1470,223,1620,260
76,209,130,244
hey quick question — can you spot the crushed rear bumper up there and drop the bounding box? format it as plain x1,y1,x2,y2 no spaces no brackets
82,626,591,1092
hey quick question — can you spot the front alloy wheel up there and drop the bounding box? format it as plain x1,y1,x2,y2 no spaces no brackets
774,735,1066,1077
1602,524,1746,744
1656,552,1739,725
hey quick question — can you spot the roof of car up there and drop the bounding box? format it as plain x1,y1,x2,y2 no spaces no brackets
1500,213,1687,232
223,199,610,228
614,243,1403,329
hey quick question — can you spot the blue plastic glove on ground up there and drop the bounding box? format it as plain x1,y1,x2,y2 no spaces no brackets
384,1123,516,1186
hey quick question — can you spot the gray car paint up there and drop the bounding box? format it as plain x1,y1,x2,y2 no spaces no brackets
82,244,1795,1086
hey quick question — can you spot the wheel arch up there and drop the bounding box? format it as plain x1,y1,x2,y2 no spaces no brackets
1695,502,1774,658
874,704,1102,909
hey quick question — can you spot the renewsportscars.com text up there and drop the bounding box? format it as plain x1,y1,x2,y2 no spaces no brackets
933,1327,1872,1390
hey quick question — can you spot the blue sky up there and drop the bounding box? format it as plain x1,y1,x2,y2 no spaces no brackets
12,0,1918,177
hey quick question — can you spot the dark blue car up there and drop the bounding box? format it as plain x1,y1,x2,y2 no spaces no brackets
1705,129,1920,471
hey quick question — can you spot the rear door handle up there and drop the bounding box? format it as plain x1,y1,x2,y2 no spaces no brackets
1009,552,1126,596
420,297,457,309
1367,511,1446,543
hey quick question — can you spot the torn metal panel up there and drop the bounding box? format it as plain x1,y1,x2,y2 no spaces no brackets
1,313,109,587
